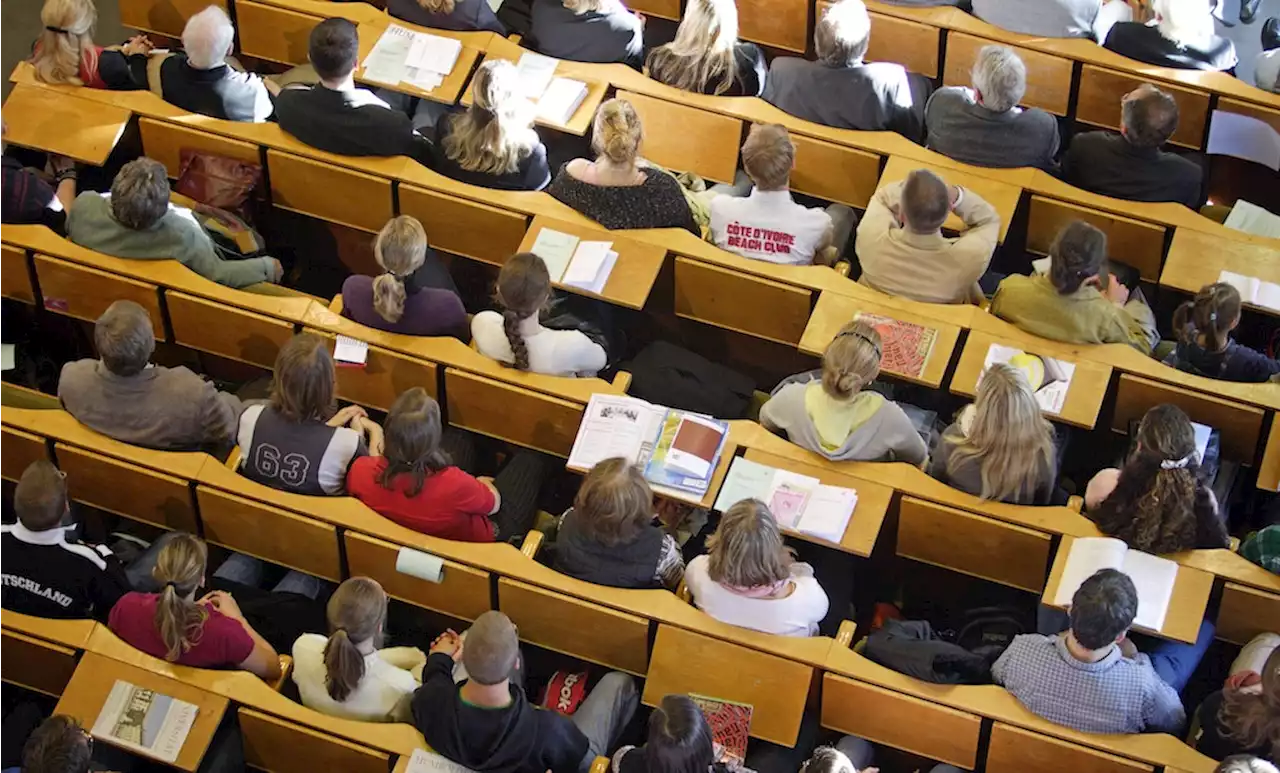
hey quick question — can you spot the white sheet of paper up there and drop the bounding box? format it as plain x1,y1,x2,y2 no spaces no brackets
406,749,477,773
1224,199,1280,239
1,344,14,371
563,248,616,295
1051,537,1129,608
1219,269,1259,301
407,33,462,75
405,66,443,91
529,228,579,281
536,77,589,124
485,0,504,11
362,26,413,84
765,469,820,529
1206,110,1280,171
1031,256,1051,276
1034,377,1069,415
563,241,612,284
1120,550,1178,632
1192,421,1212,465
1257,281,1280,312
798,484,858,543
334,335,369,365
713,457,777,512
516,52,558,99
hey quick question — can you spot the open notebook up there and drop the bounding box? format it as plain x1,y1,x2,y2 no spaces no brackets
713,457,857,543
1050,537,1178,632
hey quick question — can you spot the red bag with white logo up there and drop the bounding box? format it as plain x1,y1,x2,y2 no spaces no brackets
541,670,591,716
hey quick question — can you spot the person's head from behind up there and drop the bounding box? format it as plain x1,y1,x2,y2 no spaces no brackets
34,0,98,85
741,124,795,193
495,252,551,371
182,5,235,70
415,0,455,15
15,460,69,533
707,499,794,590
815,0,870,68
110,158,171,231
591,98,643,168
1048,220,1108,295
379,387,450,496
821,321,882,402
954,363,1055,502
22,715,92,773
645,695,715,773
1216,757,1280,773
94,300,156,377
371,215,428,323
1173,281,1241,353
1121,84,1179,149
563,0,603,14
650,0,739,94
323,576,388,701
309,17,359,83
446,60,537,175
800,746,857,773
463,610,519,686
971,45,1026,113
574,457,654,548
1068,568,1137,651
1220,646,1280,763
1155,0,1215,45
152,532,209,661
270,333,336,423
900,169,950,235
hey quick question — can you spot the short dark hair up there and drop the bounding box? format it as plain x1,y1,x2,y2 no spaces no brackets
270,333,336,423
1069,568,1138,650
309,18,359,80
1048,221,1107,294
94,300,155,376
901,169,949,234
644,695,715,773
1122,84,1179,148
110,158,170,230
22,715,92,773
15,460,69,531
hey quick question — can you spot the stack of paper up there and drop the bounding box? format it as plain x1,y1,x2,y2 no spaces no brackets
982,343,1075,415
529,229,618,294
1219,270,1280,312
1222,200,1280,240
537,78,589,124
362,26,461,91
515,52,558,99
713,457,857,543
1051,537,1178,632
362,25,415,85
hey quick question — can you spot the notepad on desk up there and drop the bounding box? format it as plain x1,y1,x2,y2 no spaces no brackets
536,78,589,125
1051,537,1178,632
516,52,558,99
562,241,617,295
713,457,857,543
1219,269,1280,312
362,26,459,89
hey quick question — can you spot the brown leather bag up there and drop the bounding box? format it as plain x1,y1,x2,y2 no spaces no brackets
174,148,263,213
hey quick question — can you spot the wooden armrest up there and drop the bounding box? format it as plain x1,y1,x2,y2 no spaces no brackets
1066,495,1084,513
1229,536,1241,552
268,654,293,692
226,447,242,470
508,34,523,44
676,579,692,604
833,259,852,278
611,370,632,392
520,530,544,559
836,620,856,648
328,294,344,314
588,756,610,773
1,383,59,409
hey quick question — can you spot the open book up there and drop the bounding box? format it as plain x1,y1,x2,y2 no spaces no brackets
689,694,752,768
1219,270,1280,312
854,312,938,380
1051,537,1178,632
529,229,618,294
568,395,729,502
713,457,857,543
91,681,198,763
982,343,1075,415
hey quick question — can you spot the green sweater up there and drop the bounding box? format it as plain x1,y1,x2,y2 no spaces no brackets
989,274,1157,354
67,192,274,289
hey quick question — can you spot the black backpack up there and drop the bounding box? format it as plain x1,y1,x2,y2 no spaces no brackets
621,341,756,419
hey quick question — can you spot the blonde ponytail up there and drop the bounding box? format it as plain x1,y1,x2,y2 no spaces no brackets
371,216,428,323
372,274,408,323
151,533,209,661
443,60,538,176
33,0,98,85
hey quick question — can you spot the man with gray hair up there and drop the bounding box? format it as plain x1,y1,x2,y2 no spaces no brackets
148,5,273,121
924,45,1060,171
58,300,244,452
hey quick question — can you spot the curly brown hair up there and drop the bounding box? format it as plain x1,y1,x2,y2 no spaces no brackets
1218,647,1280,761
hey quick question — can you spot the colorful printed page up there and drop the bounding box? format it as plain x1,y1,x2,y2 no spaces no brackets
689,694,753,766
854,312,938,380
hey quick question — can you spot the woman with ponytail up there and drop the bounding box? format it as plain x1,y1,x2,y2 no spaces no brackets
760,320,927,464
107,533,283,680
1166,282,1280,383
1086,403,1228,553
341,216,465,337
292,577,424,721
31,0,151,88
470,252,608,377
432,61,550,191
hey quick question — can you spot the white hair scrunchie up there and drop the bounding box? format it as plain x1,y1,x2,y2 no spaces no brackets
1160,455,1192,470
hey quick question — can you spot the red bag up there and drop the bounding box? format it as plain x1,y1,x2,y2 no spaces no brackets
175,149,262,214
541,670,590,715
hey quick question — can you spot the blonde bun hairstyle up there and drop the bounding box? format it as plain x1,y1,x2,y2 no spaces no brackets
591,99,643,165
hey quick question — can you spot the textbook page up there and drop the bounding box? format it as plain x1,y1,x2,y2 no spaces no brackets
562,241,612,290
1219,270,1280,311
92,681,198,764
562,248,616,295
1120,550,1178,632
796,485,857,543
1051,537,1129,607
766,469,820,529
567,394,662,471
1192,421,1211,464
406,33,461,76
713,457,777,512
664,414,727,479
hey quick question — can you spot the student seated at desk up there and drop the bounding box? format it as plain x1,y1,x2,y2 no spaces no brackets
644,0,766,97
548,99,699,234
275,18,431,164
12,715,97,773
293,577,425,722
528,0,645,68
472,252,609,377
708,124,855,267
347,388,551,541
67,158,283,289
413,611,639,773
813,736,961,773
1241,525,1280,573
990,221,1159,354
387,0,505,34
1085,403,1229,553
761,320,928,464
611,694,742,773
552,457,685,591
1258,18,1279,92
924,45,1060,172
238,333,383,496
993,568,1186,734
2,144,76,233
59,301,244,452
1105,0,1238,72
30,0,151,88
970,0,1133,40
928,363,1059,505
1061,84,1204,209
685,500,829,637
854,169,1000,305
109,533,285,680
341,216,466,337
1165,282,1280,383
431,60,552,191
762,0,933,142
1194,638,1280,760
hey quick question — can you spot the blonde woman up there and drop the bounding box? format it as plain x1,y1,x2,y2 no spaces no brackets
1104,0,1237,71
548,99,698,233
292,577,425,722
685,500,828,637
432,60,551,191
928,363,1059,504
387,0,505,34
341,216,465,337
759,320,928,464
529,0,644,67
31,0,151,88
645,0,766,96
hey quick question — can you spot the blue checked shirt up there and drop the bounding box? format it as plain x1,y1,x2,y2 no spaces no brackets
992,633,1186,735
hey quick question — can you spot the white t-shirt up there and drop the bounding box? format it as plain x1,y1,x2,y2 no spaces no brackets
710,189,832,265
684,555,829,637
291,634,422,722
471,311,608,377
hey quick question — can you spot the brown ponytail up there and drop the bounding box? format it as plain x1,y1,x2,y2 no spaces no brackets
323,577,388,701
151,533,209,662
1174,282,1241,354
495,252,550,372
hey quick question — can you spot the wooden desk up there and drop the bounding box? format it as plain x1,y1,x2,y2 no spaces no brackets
1261,421,1280,493
1,612,95,697
469,37,609,136
119,0,223,38
1,85,132,165
1042,536,1213,645
1160,228,1280,317
57,653,229,772
799,288,972,388
877,155,1023,242
951,330,1112,429
515,216,667,310
355,20,487,105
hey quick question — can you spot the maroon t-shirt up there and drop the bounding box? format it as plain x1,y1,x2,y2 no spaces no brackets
347,457,497,542
108,592,254,667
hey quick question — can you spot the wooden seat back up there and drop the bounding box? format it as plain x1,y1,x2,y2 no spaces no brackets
863,6,941,78
788,130,882,209
1027,195,1168,282
118,0,218,39
1,424,51,482
497,578,651,675
344,531,493,622
443,369,589,457
2,243,35,304
986,723,1154,773
32,254,165,334
614,91,743,184
196,484,344,581
397,183,529,263
138,117,260,179
1111,373,1265,464
0,615,93,698
267,149,395,233
56,442,201,533
238,707,392,773
1216,582,1280,647
235,0,317,65
1076,65,1209,149
673,257,814,346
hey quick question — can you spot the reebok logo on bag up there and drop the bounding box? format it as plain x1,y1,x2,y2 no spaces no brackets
541,670,590,715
